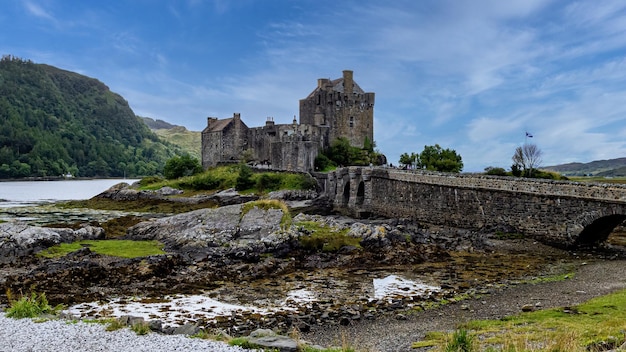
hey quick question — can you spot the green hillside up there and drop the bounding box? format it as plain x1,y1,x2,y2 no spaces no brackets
0,56,179,178
151,126,201,160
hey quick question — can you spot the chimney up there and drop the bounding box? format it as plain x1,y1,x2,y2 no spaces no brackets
207,117,217,128
233,113,241,121
318,78,329,88
343,70,354,94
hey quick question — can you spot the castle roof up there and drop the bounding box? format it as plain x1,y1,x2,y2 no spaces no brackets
206,118,233,132
304,76,365,99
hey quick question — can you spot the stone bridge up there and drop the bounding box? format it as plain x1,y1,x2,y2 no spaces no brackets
314,167,626,248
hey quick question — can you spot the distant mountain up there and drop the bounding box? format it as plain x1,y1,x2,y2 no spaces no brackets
0,55,180,178
141,117,178,130
543,157,626,176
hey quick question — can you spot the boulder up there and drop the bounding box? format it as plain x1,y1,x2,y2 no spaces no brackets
126,203,287,257
247,329,298,352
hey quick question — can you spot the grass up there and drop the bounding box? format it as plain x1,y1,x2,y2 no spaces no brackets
414,288,626,351
296,220,361,252
5,290,63,319
130,321,151,335
139,165,316,194
37,239,165,258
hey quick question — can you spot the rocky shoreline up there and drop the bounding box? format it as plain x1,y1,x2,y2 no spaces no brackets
1,183,625,351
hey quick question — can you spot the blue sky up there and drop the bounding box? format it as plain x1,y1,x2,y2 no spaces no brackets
2,0,625,171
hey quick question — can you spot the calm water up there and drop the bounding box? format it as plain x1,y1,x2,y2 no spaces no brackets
0,179,139,208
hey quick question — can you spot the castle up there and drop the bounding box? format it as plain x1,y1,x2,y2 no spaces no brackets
201,70,375,172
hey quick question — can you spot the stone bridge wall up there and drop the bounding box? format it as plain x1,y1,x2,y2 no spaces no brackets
316,167,626,248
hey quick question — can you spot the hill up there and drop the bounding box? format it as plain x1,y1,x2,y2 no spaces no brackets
140,117,177,130
140,117,201,159
543,157,626,176
0,56,180,178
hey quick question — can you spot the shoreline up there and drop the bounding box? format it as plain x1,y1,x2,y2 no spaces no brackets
302,258,626,352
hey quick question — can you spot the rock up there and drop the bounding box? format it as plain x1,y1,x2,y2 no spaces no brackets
154,186,183,196
0,222,104,263
148,320,163,333
521,304,534,312
211,188,259,206
172,323,200,335
247,331,298,352
249,328,275,337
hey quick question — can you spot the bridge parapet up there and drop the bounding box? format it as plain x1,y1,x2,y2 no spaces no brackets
374,169,626,203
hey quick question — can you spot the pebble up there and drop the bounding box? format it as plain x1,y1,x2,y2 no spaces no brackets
0,313,252,352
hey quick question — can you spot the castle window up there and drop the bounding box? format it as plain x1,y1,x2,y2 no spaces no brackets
350,116,354,128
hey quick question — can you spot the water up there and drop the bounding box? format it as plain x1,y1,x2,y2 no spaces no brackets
0,179,139,208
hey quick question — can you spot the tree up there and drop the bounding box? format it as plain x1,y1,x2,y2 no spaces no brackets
399,152,417,168
416,144,463,173
512,143,542,177
163,154,202,179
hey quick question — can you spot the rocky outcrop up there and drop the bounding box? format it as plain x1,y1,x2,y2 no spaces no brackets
0,222,104,263
95,183,259,206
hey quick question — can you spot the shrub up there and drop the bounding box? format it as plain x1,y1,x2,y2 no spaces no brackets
484,167,508,176
235,164,255,191
163,154,202,179
130,321,151,335
445,329,476,352
5,290,62,319
256,173,282,192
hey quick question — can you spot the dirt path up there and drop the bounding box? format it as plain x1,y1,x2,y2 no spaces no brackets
302,258,626,352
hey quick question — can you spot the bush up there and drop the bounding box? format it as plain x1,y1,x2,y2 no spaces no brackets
163,154,202,179
235,164,255,191
5,290,62,319
484,167,508,176
445,329,476,352
256,173,282,192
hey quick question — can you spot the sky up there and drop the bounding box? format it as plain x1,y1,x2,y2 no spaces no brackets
1,0,625,172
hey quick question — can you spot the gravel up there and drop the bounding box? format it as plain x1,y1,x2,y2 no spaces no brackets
302,258,626,352
0,314,251,352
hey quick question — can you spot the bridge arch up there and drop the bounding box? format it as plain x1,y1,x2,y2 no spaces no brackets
356,181,365,206
342,181,350,206
576,214,626,246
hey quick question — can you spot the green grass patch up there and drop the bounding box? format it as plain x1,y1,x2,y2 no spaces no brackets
130,321,151,335
296,221,361,252
416,288,626,351
37,240,165,259
5,290,63,319
139,165,316,194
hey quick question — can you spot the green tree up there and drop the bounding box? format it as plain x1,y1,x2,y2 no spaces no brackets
163,154,202,179
399,152,418,168
416,144,463,173
235,164,255,191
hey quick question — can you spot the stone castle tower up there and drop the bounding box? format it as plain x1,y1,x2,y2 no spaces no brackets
201,70,375,172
